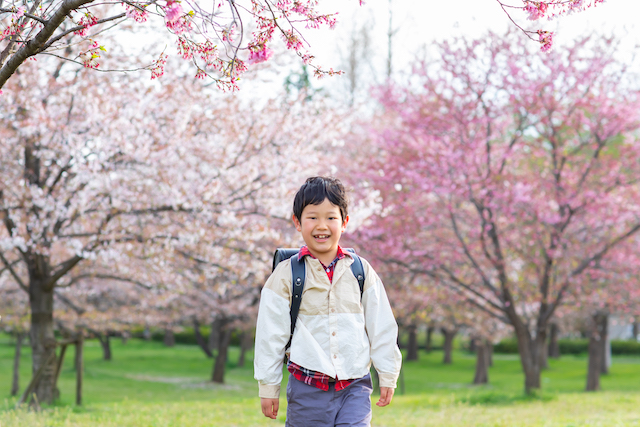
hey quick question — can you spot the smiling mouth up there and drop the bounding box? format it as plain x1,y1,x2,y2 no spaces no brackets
314,235,330,239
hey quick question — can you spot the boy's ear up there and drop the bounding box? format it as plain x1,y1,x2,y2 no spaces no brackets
341,215,349,231
292,214,302,232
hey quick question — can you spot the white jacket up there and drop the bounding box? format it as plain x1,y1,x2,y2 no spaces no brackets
254,253,402,399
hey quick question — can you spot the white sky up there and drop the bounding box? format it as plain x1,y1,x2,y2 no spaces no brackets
306,0,640,63
287,0,640,94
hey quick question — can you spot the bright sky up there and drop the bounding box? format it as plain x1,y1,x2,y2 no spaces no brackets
294,0,640,92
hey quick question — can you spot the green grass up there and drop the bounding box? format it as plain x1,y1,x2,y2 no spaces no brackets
1,334,640,426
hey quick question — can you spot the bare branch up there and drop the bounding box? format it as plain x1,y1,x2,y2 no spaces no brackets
45,255,84,291
54,290,86,314
40,12,127,52
0,251,27,292
58,273,153,290
549,222,640,318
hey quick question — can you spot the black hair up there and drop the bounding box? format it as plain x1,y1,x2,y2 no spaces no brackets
293,176,348,223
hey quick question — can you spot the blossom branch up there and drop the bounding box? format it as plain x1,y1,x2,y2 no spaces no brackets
0,0,96,90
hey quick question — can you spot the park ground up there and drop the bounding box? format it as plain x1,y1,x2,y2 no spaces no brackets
1,334,640,426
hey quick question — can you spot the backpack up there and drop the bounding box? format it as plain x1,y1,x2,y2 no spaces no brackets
272,248,366,350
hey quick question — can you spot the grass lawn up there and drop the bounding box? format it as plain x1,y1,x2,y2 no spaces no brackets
1,334,639,426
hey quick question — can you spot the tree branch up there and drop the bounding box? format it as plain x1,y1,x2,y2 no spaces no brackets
57,273,152,290
0,0,96,89
549,222,640,319
54,290,86,315
44,254,83,291
448,206,498,295
0,252,27,292
40,12,127,52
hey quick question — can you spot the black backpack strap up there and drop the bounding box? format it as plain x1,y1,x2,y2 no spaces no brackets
349,253,365,297
286,253,305,350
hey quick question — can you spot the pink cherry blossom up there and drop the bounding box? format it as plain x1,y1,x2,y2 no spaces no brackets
164,1,183,24
247,47,273,64
538,30,553,52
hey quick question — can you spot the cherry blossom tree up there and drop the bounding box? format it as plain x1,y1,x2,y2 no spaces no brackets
344,30,640,394
0,54,333,402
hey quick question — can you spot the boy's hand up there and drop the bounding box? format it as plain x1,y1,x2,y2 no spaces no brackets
376,387,395,407
261,398,279,419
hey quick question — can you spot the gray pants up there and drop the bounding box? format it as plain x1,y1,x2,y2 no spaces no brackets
285,373,373,427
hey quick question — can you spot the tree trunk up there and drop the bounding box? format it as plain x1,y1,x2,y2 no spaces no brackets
163,329,175,347
425,325,434,352
540,333,549,369
511,315,545,394
441,327,457,364
211,328,232,383
586,311,607,391
548,322,560,359
209,318,222,354
472,338,489,384
11,332,24,396
29,275,58,404
632,319,639,341
142,326,152,341
600,314,609,375
238,331,253,367
194,319,213,358
98,333,112,361
75,335,83,405
468,335,477,353
406,325,419,361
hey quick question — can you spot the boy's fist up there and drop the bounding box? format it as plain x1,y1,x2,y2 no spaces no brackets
376,387,395,407
261,397,279,419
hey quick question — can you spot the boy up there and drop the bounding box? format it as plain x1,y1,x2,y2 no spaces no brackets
254,176,402,427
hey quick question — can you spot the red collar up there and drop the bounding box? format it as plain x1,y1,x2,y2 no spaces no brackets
298,245,346,264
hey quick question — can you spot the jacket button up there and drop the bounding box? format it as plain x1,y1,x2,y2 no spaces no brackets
333,355,337,359
332,331,336,336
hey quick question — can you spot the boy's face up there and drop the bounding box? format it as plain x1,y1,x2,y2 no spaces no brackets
292,198,349,265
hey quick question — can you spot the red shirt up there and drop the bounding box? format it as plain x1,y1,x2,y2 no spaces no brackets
288,246,356,391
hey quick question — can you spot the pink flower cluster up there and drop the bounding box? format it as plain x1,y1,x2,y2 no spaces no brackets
247,46,273,64
524,1,548,20
538,30,553,52
176,37,219,65
79,40,102,69
14,6,25,19
199,41,219,66
1,7,26,41
74,11,99,37
151,52,168,79
164,1,192,34
283,30,303,51
176,36,193,60
222,24,236,42
164,1,183,23
124,3,148,23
